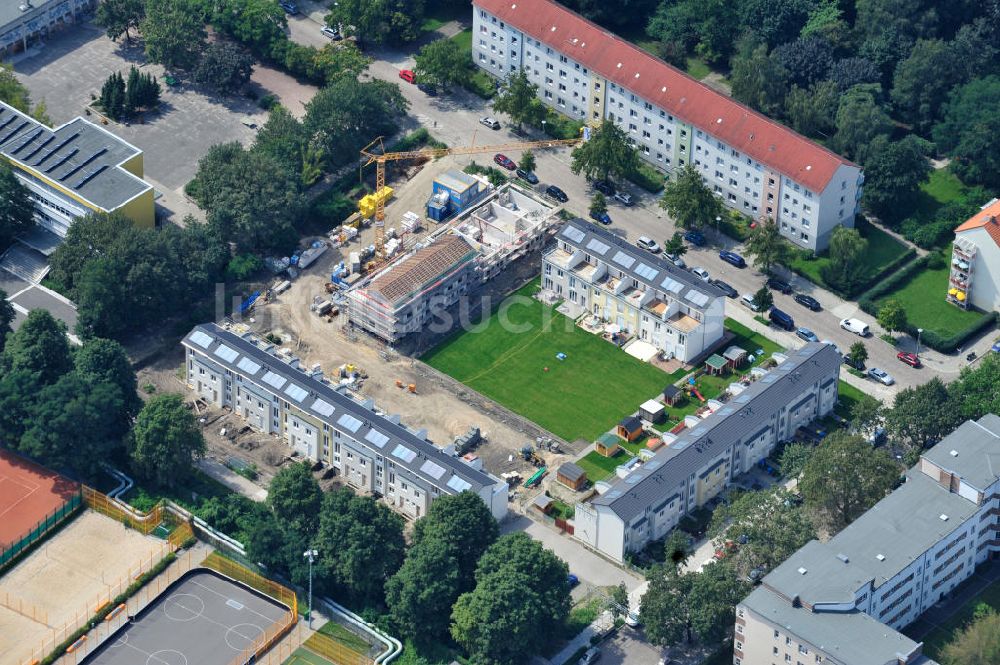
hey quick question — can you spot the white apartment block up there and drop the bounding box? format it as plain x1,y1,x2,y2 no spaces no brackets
544,218,726,363
949,197,1000,312
736,415,1000,665
575,343,841,562
471,0,864,251
182,323,509,522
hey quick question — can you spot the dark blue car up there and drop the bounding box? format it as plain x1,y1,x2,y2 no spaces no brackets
590,210,612,225
719,250,746,268
684,230,706,246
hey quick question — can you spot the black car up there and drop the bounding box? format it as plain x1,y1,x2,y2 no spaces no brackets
767,277,793,294
516,168,538,184
719,250,746,268
593,180,616,196
710,279,738,298
545,185,568,202
684,230,706,247
279,0,299,13
793,293,821,311
843,354,866,371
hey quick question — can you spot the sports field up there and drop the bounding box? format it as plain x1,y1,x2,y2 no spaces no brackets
0,448,79,549
422,281,675,442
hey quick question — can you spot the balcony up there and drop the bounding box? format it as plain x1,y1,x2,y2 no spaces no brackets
667,312,701,333
544,246,583,270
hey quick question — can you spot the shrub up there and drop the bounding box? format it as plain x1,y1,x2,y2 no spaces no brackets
257,94,278,110
225,254,263,281
627,163,665,193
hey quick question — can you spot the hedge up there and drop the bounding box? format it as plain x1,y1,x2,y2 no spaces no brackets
916,311,998,353
857,255,932,310
626,163,665,193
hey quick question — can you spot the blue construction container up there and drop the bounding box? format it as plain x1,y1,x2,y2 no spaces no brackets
427,170,482,221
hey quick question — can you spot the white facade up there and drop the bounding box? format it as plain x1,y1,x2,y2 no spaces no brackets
471,0,864,251
950,198,1000,312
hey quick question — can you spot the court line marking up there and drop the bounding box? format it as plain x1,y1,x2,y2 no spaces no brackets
0,474,41,523
190,579,283,624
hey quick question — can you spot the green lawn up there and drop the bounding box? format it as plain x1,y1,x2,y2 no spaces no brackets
874,246,983,338
921,169,966,206
685,57,711,80
913,572,1000,658
420,3,463,32
317,621,371,655
284,647,333,665
835,380,868,418
788,218,910,292
423,281,674,442
450,27,472,51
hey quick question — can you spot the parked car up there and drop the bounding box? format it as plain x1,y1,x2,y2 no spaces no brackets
593,180,615,196
711,279,738,298
279,0,299,13
567,574,580,588
769,308,795,331
579,647,601,665
665,253,686,268
515,168,538,184
843,354,866,371
479,116,501,130
868,367,895,385
767,277,793,294
320,25,342,39
691,266,710,282
719,250,746,268
625,609,642,627
493,153,516,170
684,230,706,246
398,69,416,83
590,210,612,225
545,185,568,202
793,293,821,311
796,327,819,343
897,351,922,368
741,293,762,312
637,236,661,253
613,192,634,206
840,317,871,337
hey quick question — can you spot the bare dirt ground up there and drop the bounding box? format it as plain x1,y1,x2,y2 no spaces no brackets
251,64,319,119
0,511,167,665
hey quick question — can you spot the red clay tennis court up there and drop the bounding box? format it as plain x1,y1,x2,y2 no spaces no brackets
0,449,80,550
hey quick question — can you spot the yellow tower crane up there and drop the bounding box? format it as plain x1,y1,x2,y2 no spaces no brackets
359,135,582,260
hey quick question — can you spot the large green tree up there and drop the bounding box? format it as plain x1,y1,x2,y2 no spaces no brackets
940,610,1000,665
890,39,961,132
799,432,899,532
129,393,206,487
876,298,908,336
933,77,1000,189
778,442,813,479
473,533,570,626
887,377,962,454
862,135,932,221
832,84,893,162
75,337,142,420
659,165,723,230
951,353,1000,421
206,0,285,52
744,218,789,274
2,309,73,385
141,0,207,70
784,81,838,138
0,62,31,113
253,105,309,180
641,563,749,646
570,120,639,185
729,37,788,116
413,38,468,90
96,0,145,42
193,41,255,94
491,69,546,132
820,226,868,294
412,491,499,592
386,536,461,644
0,161,35,250
325,0,425,46
267,461,323,534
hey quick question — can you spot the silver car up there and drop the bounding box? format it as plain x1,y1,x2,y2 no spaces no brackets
665,253,686,268
867,367,895,385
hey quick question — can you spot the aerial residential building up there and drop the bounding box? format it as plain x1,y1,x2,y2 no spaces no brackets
471,0,864,251
0,0,95,57
948,197,1000,311
575,343,841,562
735,415,1000,665
182,323,509,521
0,100,154,236
543,218,725,363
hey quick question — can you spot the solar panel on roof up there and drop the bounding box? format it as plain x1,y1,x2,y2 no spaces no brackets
392,444,417,463
447,476,472,492
262,371,286,390
338,413,363,432
312,399,335,417
586,238,610,255
365,429,390,448
661,276,683,293
562,225,586,243
237,356,261,375
214,344,239,363
189,330,213,348
634,263,659,281
612,250,635,269
420,459,446,479
284,383,309,403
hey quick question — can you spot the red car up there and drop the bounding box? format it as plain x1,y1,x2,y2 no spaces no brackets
897,351,922,368
493,153,516,170
398,69,416,84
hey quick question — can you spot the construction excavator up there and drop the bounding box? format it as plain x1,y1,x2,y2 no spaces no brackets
359,133,584,262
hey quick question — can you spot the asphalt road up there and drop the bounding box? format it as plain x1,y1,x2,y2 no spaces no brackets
284,21,979,398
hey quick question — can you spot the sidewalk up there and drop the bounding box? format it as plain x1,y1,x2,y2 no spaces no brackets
544,610,615,665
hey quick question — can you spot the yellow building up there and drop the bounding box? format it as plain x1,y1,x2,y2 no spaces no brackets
0,101,154,236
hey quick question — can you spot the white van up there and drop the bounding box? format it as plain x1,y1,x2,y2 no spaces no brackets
839,317,871,336
741,293,761,312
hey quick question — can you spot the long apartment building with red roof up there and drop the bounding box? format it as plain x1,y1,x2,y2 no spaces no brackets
472,0,864,251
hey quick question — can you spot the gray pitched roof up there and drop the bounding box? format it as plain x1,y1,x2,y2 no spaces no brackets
558,462,586,482
592,343,840,522
558,218,726,307
742,587,929,665
921,414,1000,492
183,324,495,494
0,101,151,211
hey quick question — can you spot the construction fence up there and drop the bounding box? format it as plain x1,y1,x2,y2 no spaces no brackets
82,485,163,535
0,491,82,568
302,630,373,665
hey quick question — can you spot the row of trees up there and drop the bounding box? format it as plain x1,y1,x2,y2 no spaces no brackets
244,469,570,665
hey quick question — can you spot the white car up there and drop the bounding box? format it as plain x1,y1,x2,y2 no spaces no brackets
867,367,895,385
691,266,710,282
625,609,641,627
741,294,761,312
614,192,634,206
665,253,686,268
479,116,501,130
636,236,661,253
320,25,341,39
839,317,871,337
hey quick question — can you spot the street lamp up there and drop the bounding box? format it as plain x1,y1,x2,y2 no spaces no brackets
303,548,318,628
916,328,923,355
716,216,722,236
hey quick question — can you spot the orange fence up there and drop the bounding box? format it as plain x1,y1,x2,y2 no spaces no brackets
0,591,49,626
81,486,163,535
168,521,195,550
303,631,373,665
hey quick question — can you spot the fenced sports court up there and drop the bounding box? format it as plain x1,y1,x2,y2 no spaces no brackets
0,449,81,568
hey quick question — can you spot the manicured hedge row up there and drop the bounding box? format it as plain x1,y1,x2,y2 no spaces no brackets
857,255,931,307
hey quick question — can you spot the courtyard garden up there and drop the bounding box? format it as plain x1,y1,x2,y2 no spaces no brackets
906,571,1000,659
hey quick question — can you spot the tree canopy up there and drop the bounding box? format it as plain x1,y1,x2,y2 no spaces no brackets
933,77,1000,189
141,0,207,70
129,394,206,488
325,0,425,46
659,165,723,230
744,218,789,273
194,41,255,94
95,0,145,42
570,120,639,184
267,461,323,534
940,609,1000,665
413,39,469,90
641,563,750,646
492,69,547,131
0,160,35,251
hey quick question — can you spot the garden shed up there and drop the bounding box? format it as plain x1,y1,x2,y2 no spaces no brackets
722,345,748,369
533,494,554,514
595,432,621,457
639,399,665,423
662,384,682,406
556,462,587,491
704,353,728,376
617,415,644,442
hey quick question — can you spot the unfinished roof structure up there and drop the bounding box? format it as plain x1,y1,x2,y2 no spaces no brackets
369,235,477,306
